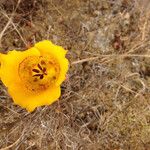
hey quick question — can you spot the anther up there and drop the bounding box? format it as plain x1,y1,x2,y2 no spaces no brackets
41,60,46,65
40,74,44,79
32,69,40,73
42,68,47,75
53,76,56,80
38,64,43,71
43,67,46,72
33,74,41,77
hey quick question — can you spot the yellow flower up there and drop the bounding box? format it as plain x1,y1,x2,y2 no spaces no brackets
0,40,69,112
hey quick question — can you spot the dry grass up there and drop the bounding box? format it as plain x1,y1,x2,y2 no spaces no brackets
0,0,150,149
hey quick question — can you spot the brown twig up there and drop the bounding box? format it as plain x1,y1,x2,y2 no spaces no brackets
71,54,150,65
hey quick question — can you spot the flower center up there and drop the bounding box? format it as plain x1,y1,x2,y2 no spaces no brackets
18,55,60,92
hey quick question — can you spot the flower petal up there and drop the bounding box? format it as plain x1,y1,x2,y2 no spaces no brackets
0,40,68,112
35,40,67,57
9,85,61,112
35,40,69,86
0,48,40,88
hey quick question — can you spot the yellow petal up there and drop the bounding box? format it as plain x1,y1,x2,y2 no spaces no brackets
0,47,40,88
9,85,61,112
35,40,69,86
0,40,69,112
35,40,67,57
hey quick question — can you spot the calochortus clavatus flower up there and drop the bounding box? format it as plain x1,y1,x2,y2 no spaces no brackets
0,40,69,112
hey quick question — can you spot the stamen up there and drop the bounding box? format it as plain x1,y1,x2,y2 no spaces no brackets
40,74,44,79
43,67,46,72
53,76,56,80
41,60,46,65
32,69,40,73
33,74,41,77
38,64,43,71
18,55,60,92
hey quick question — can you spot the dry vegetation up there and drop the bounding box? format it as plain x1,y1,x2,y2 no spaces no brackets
0,0,150,149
